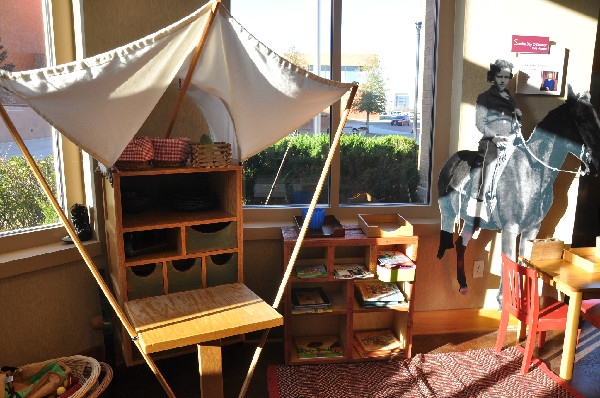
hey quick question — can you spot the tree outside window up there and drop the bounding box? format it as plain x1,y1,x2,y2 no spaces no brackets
352,56,387,134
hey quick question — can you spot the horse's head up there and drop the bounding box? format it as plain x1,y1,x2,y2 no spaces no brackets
568,91,600,175
537,90,600,175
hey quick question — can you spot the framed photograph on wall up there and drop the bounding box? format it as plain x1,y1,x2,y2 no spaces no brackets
516,47,565,95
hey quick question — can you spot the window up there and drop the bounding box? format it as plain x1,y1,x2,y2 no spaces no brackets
0,0,63,234
232,0,332,207
339,0,426,205
233,0,431,211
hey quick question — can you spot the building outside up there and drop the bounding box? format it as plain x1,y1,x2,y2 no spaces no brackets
301,53,372,84
394,93,409,110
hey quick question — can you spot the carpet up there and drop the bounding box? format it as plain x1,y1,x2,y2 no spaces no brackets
268,346,583,398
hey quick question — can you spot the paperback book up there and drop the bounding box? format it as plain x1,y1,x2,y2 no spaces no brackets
291,287,331,312
355,281,407,308
377,251,415,268
295,264,328,279
353,329,404,358
334,263,374,279
294,335,343,359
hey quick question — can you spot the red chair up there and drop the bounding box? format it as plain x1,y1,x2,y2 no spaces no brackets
581,299,600,329
495,253,573,374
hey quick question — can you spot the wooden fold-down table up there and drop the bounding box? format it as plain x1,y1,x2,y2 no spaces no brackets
124,283,283,398
522,254,600,381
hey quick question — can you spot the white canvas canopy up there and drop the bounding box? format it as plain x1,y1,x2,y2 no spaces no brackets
0,1,357,397
0,1,353,167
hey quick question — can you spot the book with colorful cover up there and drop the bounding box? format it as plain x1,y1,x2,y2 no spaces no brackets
355,281,406,308
295,264,328,279
355,281,405,301
294,335,343,359
291,287,331,309
377,251,415,269
334,263,374,279
353,340,403,358
353,329,404,356
291,305,332,314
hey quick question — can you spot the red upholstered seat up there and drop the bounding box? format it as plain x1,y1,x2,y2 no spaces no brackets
495,253,576,374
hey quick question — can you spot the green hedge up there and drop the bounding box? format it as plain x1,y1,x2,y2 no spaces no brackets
243,133,419,205
0,155,58,232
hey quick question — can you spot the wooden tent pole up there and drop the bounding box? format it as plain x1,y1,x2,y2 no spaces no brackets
238,84,359,398
165,0,221,138
0,103,176,398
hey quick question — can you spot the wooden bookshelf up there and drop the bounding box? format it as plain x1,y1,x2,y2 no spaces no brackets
281,225,417,365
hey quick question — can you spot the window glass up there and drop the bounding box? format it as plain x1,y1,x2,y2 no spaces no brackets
340,0,426,205
0,0,62,234
232,0,331,206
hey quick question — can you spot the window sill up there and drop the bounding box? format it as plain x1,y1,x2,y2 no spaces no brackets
0,239,102,279
243,217,441,240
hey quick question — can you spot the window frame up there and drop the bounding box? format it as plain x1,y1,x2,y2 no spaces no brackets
242,0,440,227
0,0,88,250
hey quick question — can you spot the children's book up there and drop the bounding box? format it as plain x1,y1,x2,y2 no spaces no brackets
377,251,415,268
333,263,374,279
291,287,330,310
295,264,328,278
353,329,404,356
355,281,406,308
294,335,343,359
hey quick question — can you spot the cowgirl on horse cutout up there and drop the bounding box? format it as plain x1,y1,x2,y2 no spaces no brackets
437,59,600,307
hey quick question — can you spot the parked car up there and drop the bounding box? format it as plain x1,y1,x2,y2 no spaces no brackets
391,116,410,126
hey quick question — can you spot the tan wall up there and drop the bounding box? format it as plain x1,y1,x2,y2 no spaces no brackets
0,260,105,366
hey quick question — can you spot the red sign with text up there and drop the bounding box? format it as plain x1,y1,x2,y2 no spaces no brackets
511,35,549,53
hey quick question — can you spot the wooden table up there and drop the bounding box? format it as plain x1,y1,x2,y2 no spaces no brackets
124,283,283,397
522,255,600,381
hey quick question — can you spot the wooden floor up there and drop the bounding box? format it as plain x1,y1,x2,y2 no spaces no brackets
101,324,600,398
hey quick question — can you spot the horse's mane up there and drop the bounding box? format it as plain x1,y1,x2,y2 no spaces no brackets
535,97,576,133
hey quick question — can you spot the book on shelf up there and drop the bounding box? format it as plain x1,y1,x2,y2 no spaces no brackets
353,329,404,358
355,281,407,308
291,287,331,311
291,305,332,314
334,263,374,279
294,335,343,359
377,251,415,269
295,264,328,279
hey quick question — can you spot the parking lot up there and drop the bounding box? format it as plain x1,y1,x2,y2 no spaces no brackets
344,120,418,138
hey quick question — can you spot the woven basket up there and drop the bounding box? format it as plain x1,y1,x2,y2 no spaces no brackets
115,137,154,170
151,137,190,168
114,160,152,171
190,142,232,168
19,355,112,398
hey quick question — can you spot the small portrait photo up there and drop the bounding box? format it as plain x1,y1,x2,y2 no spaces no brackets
540,71,558,92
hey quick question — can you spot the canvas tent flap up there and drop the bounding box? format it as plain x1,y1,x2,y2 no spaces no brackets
0,1,353,167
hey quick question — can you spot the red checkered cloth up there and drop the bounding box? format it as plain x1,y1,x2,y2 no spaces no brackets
151,137,191,162
116,136,154,162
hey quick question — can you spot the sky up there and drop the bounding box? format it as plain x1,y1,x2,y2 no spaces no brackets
231,0,426,109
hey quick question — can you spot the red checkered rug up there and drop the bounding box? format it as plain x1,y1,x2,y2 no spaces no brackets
268,346,583,398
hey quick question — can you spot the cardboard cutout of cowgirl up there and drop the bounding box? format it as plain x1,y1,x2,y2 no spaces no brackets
467,59,522,220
